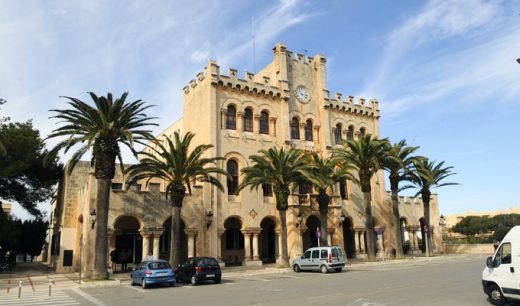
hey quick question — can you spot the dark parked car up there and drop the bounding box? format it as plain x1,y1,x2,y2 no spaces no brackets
175,257,221,285
131,260,175,289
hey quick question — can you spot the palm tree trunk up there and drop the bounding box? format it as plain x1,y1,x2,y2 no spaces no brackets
170,205,182,266
278,209,289,267
317,191,330,247
92,178,110,280
391,188,404,259
363,191,376,260
169,185,185,267
422,190,432,257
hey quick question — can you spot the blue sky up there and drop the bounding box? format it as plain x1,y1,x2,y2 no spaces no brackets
1,0,519,219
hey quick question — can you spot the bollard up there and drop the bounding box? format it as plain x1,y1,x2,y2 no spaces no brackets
49,279,52,296
18,281,22,299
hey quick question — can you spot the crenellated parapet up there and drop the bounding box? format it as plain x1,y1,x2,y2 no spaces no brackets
324,93,380,118
183,60,285,100
386,192,439,206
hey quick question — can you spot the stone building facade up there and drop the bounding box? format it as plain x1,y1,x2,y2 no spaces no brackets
46,44,441,274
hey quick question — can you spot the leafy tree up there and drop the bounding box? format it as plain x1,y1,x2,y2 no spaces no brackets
301,152,353,247
46,92,157,279
0,121,62,216
452,216,491,236
126,132,226,267
19,218,49,261
0,213,21,259
381,140,422,259
405,159,457,256
332,134,389,260
240,147,308,267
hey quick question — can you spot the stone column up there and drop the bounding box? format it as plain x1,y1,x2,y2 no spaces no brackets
252,232,259,261
185,229,197,258
107,228,115,269
220,109,226,129
299,122,306,140
354,230,360,255
406,226,415,250
359,231,366,253
140,230,150,261
242,231,251,261
153,233,161,260
253,114,260,133
217,228,225,262
413,228,419,251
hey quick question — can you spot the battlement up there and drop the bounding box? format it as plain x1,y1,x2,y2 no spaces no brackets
324,92,380,118
182,60,285,100
386,192,439,206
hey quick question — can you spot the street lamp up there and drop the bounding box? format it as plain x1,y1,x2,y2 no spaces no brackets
516,58,520,64
90,209,97,229
339,212,346,226
296,213,302,227
205,210,214,228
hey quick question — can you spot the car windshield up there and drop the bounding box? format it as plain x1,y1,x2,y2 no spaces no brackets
148,262,171,270
197,258,218,266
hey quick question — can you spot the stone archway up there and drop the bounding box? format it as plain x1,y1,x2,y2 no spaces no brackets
160,218,188,263
303,215,321,251
113,216,142,269
259,217,276,263
222,217,244,266
342,217,356,258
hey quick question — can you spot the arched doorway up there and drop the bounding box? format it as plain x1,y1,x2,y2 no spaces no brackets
160,218,188,263
222,217,244,266
419,218,426,253
303,215,321,251
259,217,276,263
113,216,142,269
342,217,356,258
400,217,409,254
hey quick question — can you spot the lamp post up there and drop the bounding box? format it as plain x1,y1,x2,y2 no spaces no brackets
90,209,97,229
339,212,346,227
205,210,214,228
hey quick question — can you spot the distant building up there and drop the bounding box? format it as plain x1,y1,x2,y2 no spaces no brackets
445,206,520,230
0,202,12,216
46,44,442,275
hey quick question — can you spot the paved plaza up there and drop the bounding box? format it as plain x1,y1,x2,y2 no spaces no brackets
0,255,509,306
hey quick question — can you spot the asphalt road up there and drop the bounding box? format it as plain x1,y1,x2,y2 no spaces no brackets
60,255,519,306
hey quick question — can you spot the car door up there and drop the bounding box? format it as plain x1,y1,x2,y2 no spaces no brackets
310,250,320,271
490,242,518,298
300,250,312,270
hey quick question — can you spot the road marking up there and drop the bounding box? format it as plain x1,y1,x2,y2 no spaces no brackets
127,286,149,293
72,288,107,306
0,290,79,306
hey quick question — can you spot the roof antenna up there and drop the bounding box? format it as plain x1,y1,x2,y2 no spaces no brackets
252,16,256,73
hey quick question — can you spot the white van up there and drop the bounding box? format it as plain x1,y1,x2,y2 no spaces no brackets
482,226,520,305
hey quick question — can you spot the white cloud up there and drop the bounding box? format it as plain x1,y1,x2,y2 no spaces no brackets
190,50,210,63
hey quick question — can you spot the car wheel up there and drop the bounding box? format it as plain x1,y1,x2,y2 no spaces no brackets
293,265,301,273
320,265,328,274
191,275,198,286
488,284,506,306
169,281,175,287
334,268,342,273
141,278,147,289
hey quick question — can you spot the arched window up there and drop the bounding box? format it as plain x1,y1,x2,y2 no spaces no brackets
335,123,342,144
227,160,239,195
243,108,253,132
339,177,348,199
347,126,354,140
226,105,236,130
305,119,313,141
259,111,269,134
359,127,366,137
291,118,300,139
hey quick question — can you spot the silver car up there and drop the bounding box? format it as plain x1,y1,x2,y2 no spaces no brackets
292,246,345,273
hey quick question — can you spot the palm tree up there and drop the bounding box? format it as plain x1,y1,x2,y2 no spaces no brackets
125,132,226,267
301,152,354,247
239,147,307,267
406,158,457,256
381,140,422,259
332,134,389,260
46,92,157,279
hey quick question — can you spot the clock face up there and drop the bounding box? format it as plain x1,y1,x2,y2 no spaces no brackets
294,86,310,103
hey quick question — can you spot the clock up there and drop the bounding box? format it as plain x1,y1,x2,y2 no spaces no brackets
294,86,310,103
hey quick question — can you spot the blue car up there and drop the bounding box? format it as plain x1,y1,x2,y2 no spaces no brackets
130,260,175,289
